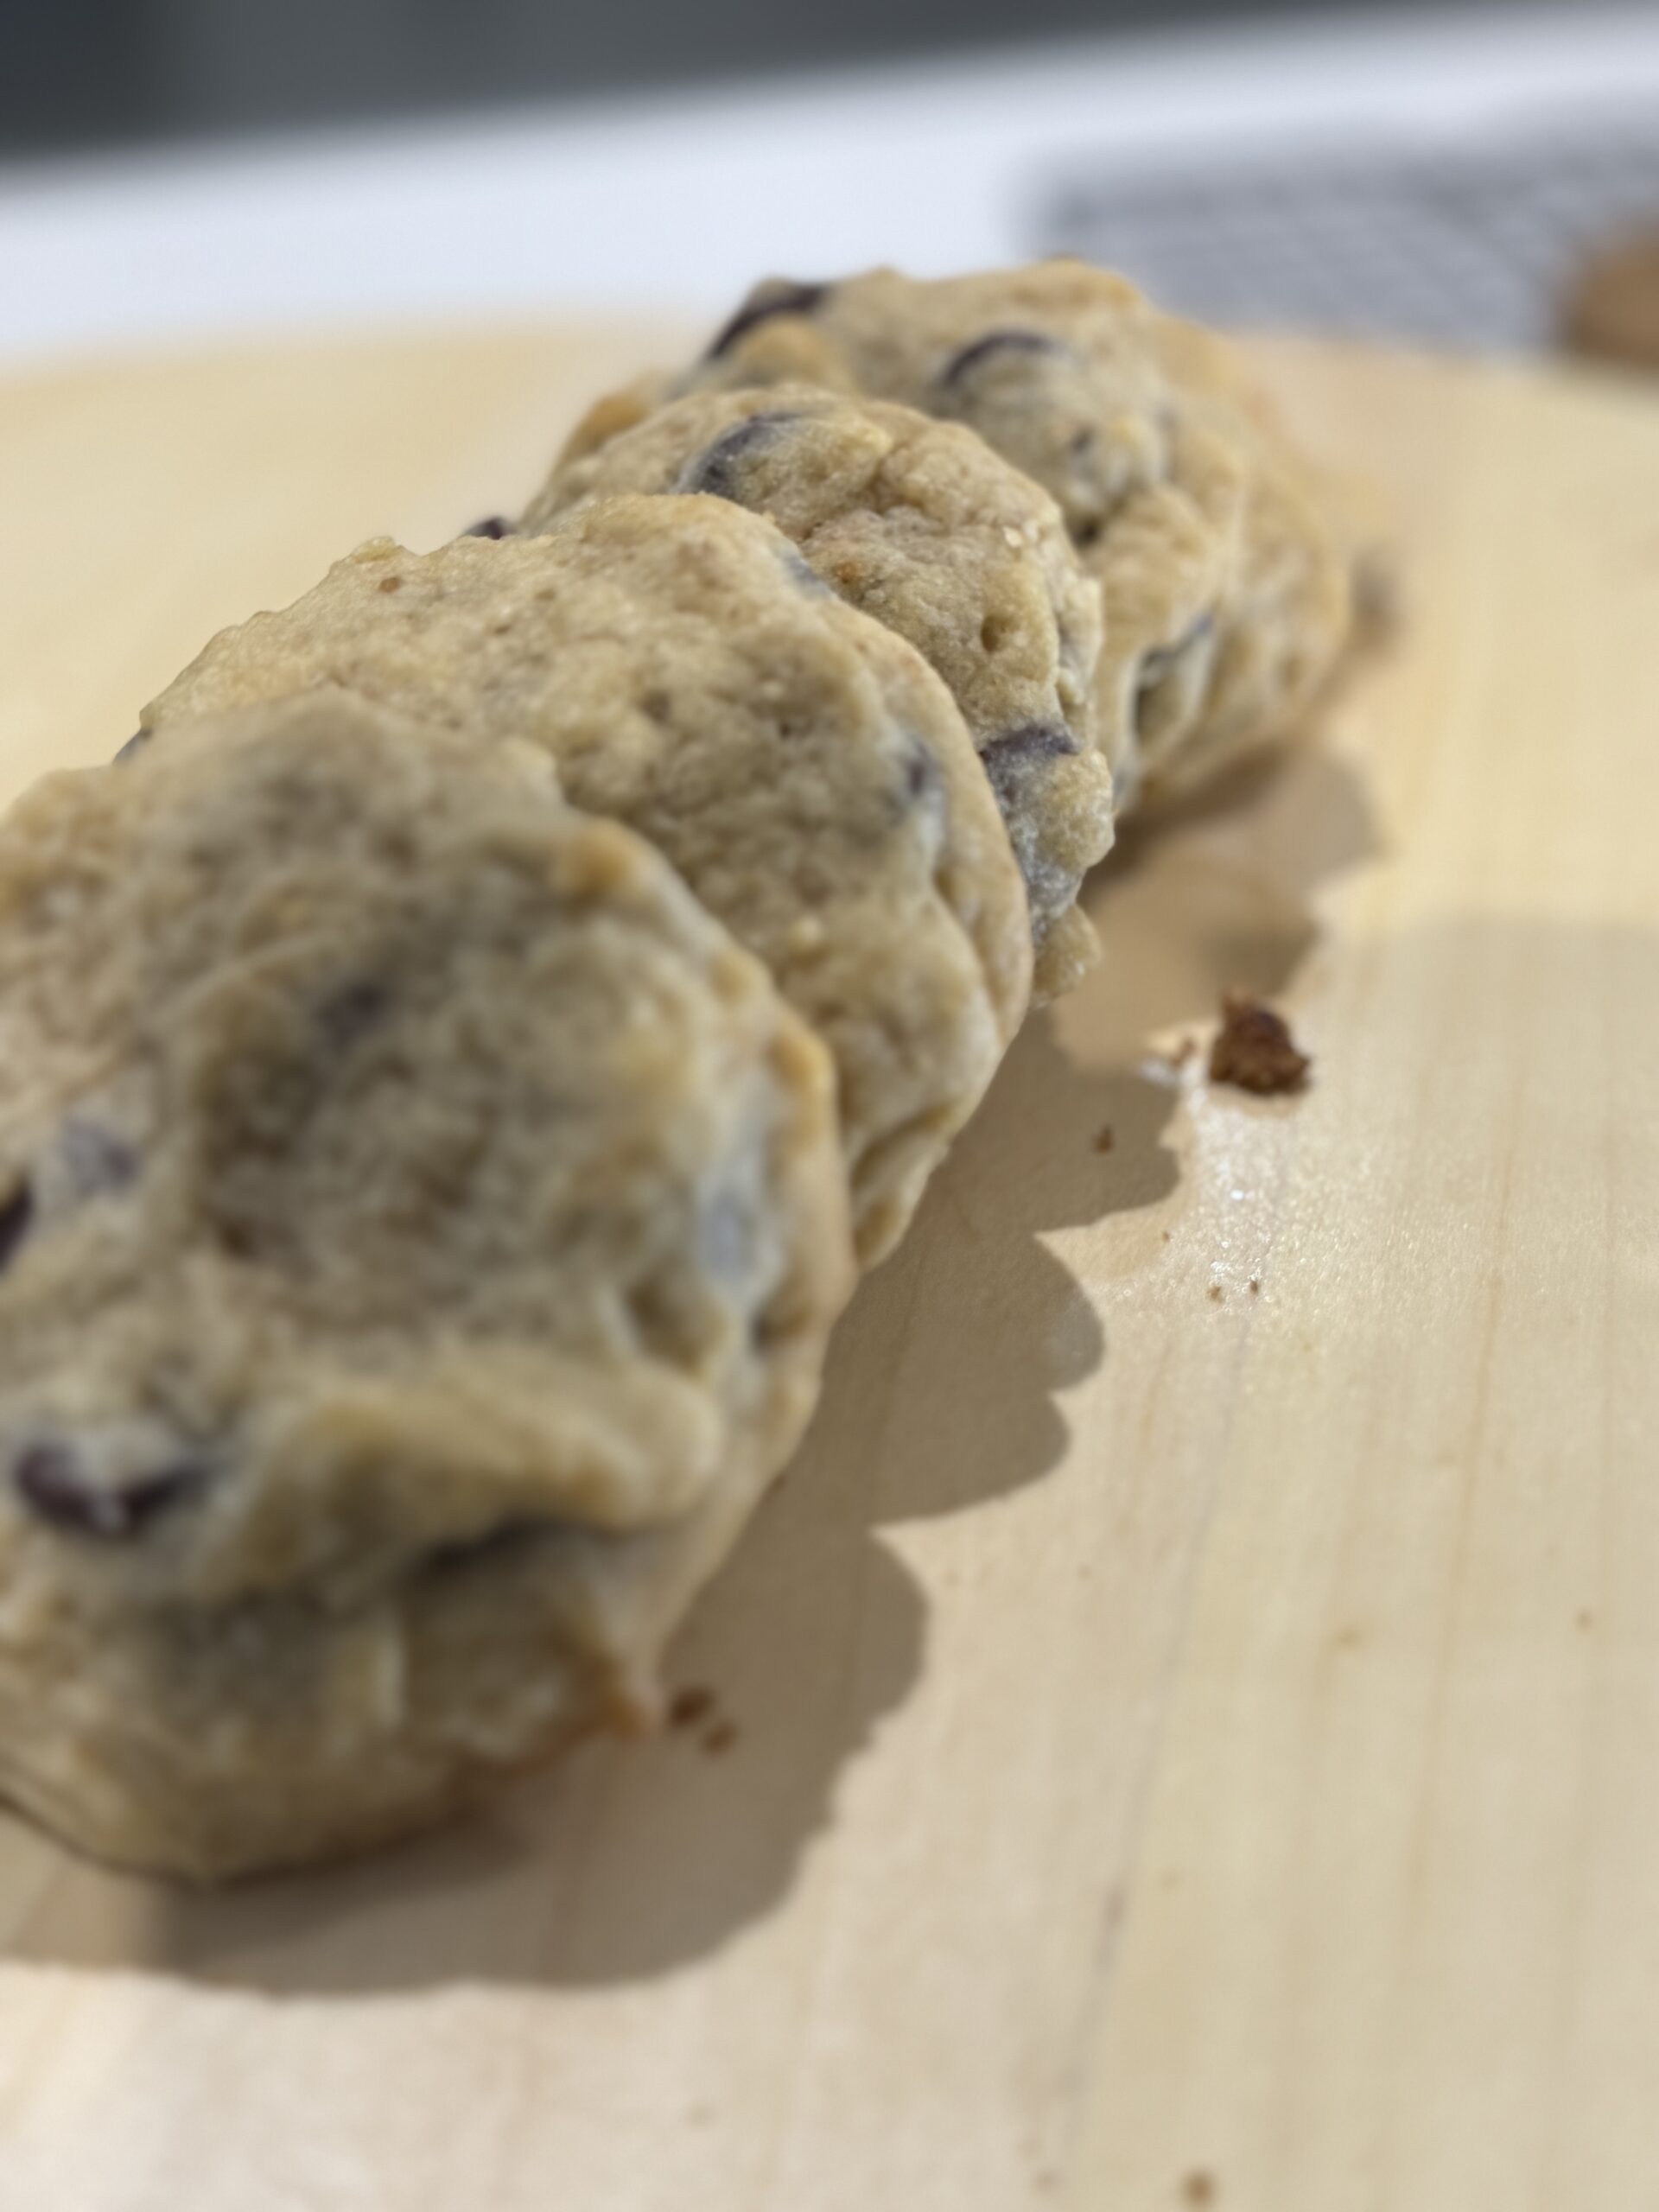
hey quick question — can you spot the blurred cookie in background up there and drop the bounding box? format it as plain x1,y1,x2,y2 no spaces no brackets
1561,229,1659,372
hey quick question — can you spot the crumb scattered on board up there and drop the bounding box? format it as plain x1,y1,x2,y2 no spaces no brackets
669,1686,715,1730
669,1685,740,1756
1249,1277,1262,1295
1094,1125,1116,1153
1183,2173,1217,2207
1152,1035,1198,1074
1209,991,1311,1096
1207,1284,1224,1304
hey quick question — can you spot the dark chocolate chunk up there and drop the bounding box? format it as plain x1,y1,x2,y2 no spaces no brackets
938,328,1064,388
703,280,828,360
318,978,392,1053
463,516,514,539
900,734,944,808
0,1179,33,1272
978,721,1078,804
114,731,150,765
1136,613,1216,697
14,1441,210,1539
423,1518,543,1575
780,549,833,598
61,1122,140,1197
674,410,801,501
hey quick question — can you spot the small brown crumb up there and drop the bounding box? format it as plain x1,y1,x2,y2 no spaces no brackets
1182,2173,1217,2207
703,1719,739,1756
1209,991,1311,1096
1160,1229,1173,1244
377,575,404,594
1094,1124,1116,1153
1207,1284,1224,1304
669,1687,715,1730
1249,1277,1262,1296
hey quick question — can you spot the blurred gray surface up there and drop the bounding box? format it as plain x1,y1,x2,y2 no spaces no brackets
1,0,1486,157
1037,111,1659,346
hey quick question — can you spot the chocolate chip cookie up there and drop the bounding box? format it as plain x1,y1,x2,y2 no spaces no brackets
143,498,1032,1265
0,695,853,1877
583,259,1354,807
522,384,1113,1001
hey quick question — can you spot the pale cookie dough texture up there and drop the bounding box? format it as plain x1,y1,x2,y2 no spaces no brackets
0,696,853,1878
144,498,1032,1267
563,261,1354,810
523,384,1113,1002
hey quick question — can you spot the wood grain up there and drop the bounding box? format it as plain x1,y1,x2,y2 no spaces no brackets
0,326,1656,2212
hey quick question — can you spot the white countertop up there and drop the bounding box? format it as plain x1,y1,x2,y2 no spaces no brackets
5,3,1659,367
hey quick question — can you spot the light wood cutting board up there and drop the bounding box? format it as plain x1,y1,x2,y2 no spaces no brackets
0,323,1656,2212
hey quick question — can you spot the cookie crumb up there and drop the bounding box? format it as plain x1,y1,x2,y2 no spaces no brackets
1249,1277,1262,1295
669,1687,715,1730
1094,1125,1116,1153
703,1719,739,1756
1209,992,1310,1096
1160,1229,1173,1244
1207,1284,1224,1304
1182,2173,1217,2206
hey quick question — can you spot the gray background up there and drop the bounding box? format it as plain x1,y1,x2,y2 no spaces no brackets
2,0,1470,160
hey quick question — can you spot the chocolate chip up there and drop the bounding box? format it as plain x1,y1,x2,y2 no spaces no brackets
423,1519,540,1574
318,978,392,1052
1137,613,1216,697
61,1122,139,1198
978,721,1078,804
0,1179,33,1272
674,410,801,501
781,549,833,597
114,731,150,765
14,1441,210,1539
900,735,944,808
703,279,827,360
938,329,1064,388
463,516,514,539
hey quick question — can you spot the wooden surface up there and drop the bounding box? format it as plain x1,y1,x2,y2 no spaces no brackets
0,324,1656,2212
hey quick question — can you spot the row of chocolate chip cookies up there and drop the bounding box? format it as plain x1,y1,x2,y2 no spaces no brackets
0,260,1356,1877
